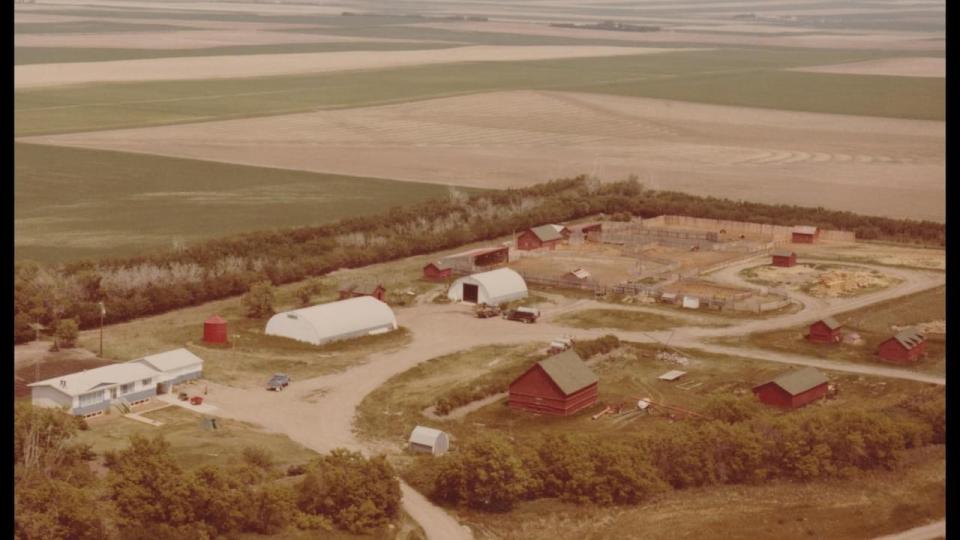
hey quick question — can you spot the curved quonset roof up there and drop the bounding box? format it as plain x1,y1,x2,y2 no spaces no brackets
447,267,528,304
265,296,397,346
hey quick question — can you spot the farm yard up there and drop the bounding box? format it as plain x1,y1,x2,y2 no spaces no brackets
739,263,901,298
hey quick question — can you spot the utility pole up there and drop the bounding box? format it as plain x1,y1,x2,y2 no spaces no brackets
98,301,106,357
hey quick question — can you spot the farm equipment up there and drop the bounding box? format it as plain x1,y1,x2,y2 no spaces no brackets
634,396,709,420
474,304,501,318
503,306,540,323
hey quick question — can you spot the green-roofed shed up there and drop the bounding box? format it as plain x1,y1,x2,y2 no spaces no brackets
752,367,829,409
517,224,566,251
508,349,598,416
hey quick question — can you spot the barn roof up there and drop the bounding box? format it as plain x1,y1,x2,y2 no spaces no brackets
465,268,527,299
409,426,446,447
29,362,160,397
754,367,828,396
205,314,226,324
443,246,507,261
772,249,795,257
530,224,564,242
793,226,818,235
133,348,204,373
266,296,397,345
817,317,842,330
537,349,598,395
892,328,925,349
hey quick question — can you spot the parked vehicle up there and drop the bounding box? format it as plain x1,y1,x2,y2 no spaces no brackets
474,303,501,318
267,373,291,391
503,306,540,323
190,396,204,406
178,392,189,401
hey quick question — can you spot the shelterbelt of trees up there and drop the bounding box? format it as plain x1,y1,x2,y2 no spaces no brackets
14,177,944,341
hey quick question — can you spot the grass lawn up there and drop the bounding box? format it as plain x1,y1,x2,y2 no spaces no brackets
15,48,940,137
553,308,684,332
15,143,470,262
724,286,946,376
73,405,317,471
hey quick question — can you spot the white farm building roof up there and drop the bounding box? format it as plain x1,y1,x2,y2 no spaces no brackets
265,296,398,346
447,267,527,305
29,362,159,397
133,348,203,372
408,425,450,456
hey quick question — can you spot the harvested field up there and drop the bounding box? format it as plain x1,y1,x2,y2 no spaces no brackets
26,90,945,221
13,45,675,88
792,57,944,78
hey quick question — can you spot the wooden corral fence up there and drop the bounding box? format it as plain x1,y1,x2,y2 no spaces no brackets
647,215,856,243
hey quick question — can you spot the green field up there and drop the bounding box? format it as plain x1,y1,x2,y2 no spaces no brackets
15,48,942,137
15,143,469,262
14,20,188,34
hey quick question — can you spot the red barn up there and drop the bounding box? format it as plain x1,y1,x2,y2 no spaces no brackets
203,315,228,344
517,225,565,251
807,317,842,344
876,328,926,363
338,282,386,302
509,349,598,416
771,249,797,267
752,367,828,409
792,225,819,243
422,261,453,281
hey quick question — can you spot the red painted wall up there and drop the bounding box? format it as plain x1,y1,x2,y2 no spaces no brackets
508,365,598,416
517,230,543,250
807,321,841,343
877,338,926,363
792,233,815,244
753,382,827,409
772,254,796,267
423,264,452,281
203,318,228,344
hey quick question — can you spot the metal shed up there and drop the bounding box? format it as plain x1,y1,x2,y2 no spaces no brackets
408,426,450,456
265,296,398,346
447,268,528,305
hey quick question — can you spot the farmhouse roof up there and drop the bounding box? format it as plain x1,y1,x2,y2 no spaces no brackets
754,367,828,396
409,426,446,447
29,362,159,397
133,348,204,373
793,226,818,235
537,349,598,395
892,328,925,349
772,249,795,257
529,224,564,242
817,317,842,330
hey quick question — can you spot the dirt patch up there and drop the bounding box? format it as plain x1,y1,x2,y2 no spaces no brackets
661,279,752,300
742,263,900,298
14,45,675,88
509,243,642,286
792,57,944,78
27,90,944,222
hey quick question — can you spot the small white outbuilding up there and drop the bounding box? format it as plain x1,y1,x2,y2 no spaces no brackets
408,425,450,456
447,267,527,305
265,296,398,346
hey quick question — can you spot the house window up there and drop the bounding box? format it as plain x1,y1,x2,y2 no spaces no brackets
142,378,152,386
78,391,104,407
120,383,134,394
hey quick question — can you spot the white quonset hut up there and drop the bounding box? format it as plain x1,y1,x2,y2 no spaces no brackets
265,296,398,346
28,348,205,417
408,425,450,456
447,267,527,305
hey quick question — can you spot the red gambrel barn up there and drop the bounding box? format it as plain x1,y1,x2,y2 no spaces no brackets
876,328,926,363
509,349,598,416
807,317,842,344
752,367,829,409
792,225,819,243
517,225,565,251
338,282,386,302
771,249,797,267
203,315,228,344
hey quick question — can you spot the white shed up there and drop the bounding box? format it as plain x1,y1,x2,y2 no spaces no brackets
447,267,527,305
682,296,700,309
265,296,398,346
408,425,450,456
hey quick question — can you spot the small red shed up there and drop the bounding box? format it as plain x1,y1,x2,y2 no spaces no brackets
792,225,819,244
338,282,386,302
876,328,926,363
422,261,453,282
752,367,828,409
807,317,842,344
203,315,228,344
771,249,797,267
517,225,565,251
509,349,598,416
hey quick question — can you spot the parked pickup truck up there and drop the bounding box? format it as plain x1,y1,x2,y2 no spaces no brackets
267,373,291,391
503,306,540,323
474,304,501,318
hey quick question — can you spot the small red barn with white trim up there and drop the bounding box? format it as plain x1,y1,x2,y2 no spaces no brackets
876,328,926,363
807,317,842,344
509,349,598,416
423,261,453,282
752,367,828,409
771,249,797,267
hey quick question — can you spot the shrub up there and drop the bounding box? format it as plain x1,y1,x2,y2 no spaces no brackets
241,281,275,318
54,318,79,348
433,435,531,512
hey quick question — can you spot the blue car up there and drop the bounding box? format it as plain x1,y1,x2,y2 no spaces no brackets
267,373,290,391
